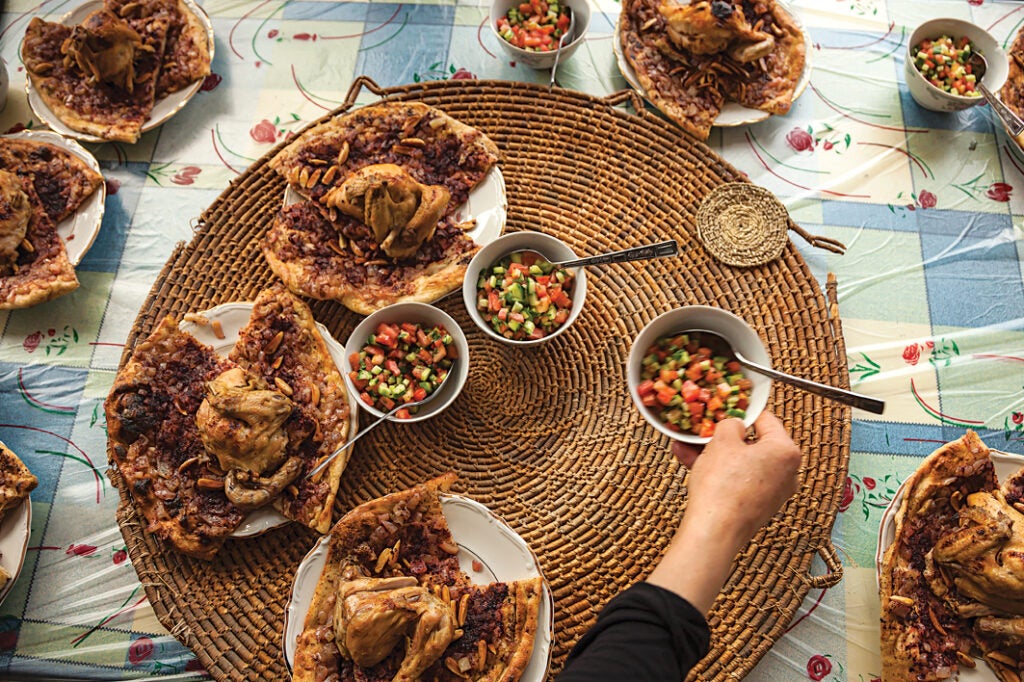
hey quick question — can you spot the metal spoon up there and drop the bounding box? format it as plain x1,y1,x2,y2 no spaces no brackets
306,358,458,480
696,330,885,414
548,7,576,91
550,240,679,268
967,52,1024,147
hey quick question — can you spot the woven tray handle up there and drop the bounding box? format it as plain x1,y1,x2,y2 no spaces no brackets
806,541,844,589
603,88,649,117
342,76,389,111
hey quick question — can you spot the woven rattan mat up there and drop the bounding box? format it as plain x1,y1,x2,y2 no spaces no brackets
110,78,851,681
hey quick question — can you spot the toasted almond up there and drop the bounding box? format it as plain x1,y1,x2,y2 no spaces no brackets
173,397,189,416
118,1,140,16
183,312,210,326
337,234,347,250
307,168,322,189
310,382,321,407
211,319,225,339
337,141,350,165
275,377,294,396
889,595,914,606
30,61,54,75
271,355,284,369
400,137,425,148
956,650,976,668
442,584,451,605
641,17,657,31
429,116,446,129
288,167,301,185
322,165,338,185
286,484,299,496
350,241,364,258
299,168,310,188
328,240,345,256
439,539,459,555
265,330,285,355
453,628,463,640
196,477,224,490
458,593,470,626
392,144,414,155
177,456,200,474
375,547,392,574
20,238,34,254
927,607,947,637
364,259,389,267
456,220,476,232
308,158,327,166
328,207,339,223
477,639,487,670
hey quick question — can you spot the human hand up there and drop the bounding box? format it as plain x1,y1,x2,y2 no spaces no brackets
674,411,801,544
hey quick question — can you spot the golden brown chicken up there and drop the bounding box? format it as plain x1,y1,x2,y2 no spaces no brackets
930,489,1024,616
335,570,457,682
658,0,776,63
322,163,450,259
60,9,151,92
0,171,30,269
195,367,302,510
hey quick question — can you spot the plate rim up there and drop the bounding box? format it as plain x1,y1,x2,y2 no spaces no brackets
0,496,32,607
22,0,215,144
1,129,106,266
177,300,360,539
613,0,813,128
281,492,555,680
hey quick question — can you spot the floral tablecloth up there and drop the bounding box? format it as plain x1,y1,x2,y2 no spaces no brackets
0,0,1022,679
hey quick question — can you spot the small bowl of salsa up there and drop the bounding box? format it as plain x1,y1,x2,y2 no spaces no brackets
344,302,470,423
489,0,591,70
904,18,1007,112
627,306,772,445
462,231,587,346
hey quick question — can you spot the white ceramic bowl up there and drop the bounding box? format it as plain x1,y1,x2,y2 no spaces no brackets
344,302,469,423
489,0,591,70
627,306,772,445
462,231,587,347
904,18,1007,112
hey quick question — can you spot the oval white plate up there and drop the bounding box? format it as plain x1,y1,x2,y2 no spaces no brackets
24,0,214,144
179,302,359,538
613,0,812,128
875,449,1021,682
283,494,554,681
0,497,32,607
283,165,508,249
2,130,105,266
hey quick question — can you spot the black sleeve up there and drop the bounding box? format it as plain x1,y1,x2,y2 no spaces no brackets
556,582,711,682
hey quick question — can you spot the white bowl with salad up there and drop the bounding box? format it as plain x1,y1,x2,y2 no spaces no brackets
490,0,591,70
344,302,469,423
627,306,772,445
905,18,1007,112
463,230,587,346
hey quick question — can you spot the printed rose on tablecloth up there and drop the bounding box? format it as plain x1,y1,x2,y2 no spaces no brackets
902,343,921,365
807,654,831,680
986,182,1013,201
838,474,898,520
786,127,814,152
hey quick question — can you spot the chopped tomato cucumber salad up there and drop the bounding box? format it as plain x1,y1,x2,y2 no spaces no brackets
476,250,575,341
912,35,980,97
496,0,572,52
348,321,457,418
636,333,753,438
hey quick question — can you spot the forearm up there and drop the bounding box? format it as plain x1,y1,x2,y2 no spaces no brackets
645,508,749,614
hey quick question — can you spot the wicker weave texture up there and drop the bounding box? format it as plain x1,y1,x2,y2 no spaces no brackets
109,79,851,682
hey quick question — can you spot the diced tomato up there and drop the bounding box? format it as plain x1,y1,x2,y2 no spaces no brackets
394,408,412,420
349,352,361,371
686,401,704,419
659,368,679,383
684,364,704,381
707,396,724,413
386,359,401,376
637,379,656,396
641,393,658,407
680,380,700,402
656,388,677,406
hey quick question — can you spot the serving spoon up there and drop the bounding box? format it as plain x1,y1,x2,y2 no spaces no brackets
306,358,458,480
548,7,577,91
966,52,1024,147
550,239,679,268
696,330,886,414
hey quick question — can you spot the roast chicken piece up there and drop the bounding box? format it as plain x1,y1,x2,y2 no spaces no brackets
335,573,457,681
61,9,151,92
659,0,775,63
195,367,301,510
322,163,450,259
931,489,1024,616
0,171,31,268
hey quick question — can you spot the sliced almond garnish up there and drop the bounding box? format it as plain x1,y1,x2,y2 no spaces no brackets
274,377,294,396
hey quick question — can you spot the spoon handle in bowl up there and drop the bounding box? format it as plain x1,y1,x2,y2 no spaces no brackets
740,358,886,415
557,240,679,268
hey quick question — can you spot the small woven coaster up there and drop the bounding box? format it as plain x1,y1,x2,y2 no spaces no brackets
697,183,790,267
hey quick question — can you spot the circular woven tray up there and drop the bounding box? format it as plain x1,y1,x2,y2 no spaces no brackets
110,78,851,682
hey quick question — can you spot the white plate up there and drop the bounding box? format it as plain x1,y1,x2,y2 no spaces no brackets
179,302,360,539
0,497,32,607
613,1,812,128
875,449,1022,682
2,130,105,266
24,0,214,144
283,494,554,680
283,165,508,249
